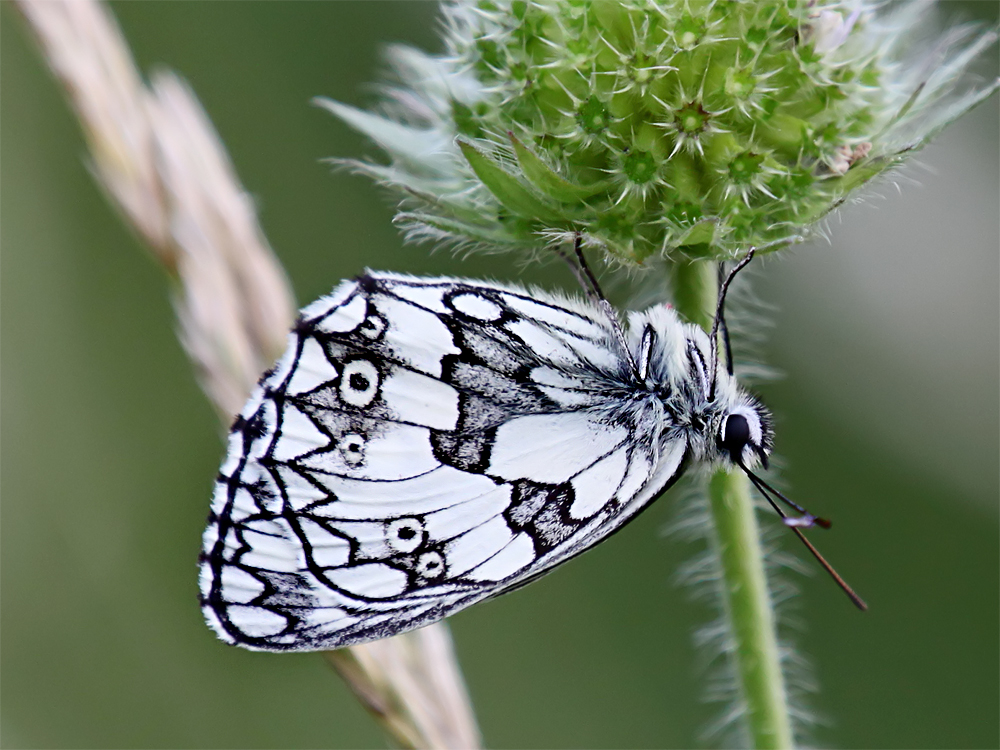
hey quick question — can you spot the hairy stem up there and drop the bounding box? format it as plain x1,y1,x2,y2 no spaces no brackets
671,259,793,749
707,471,792,749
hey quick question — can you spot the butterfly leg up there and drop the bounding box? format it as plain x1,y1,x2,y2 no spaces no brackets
553,234,644,379
552,233,609,305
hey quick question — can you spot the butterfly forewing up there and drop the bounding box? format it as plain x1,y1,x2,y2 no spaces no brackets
200,273,686,651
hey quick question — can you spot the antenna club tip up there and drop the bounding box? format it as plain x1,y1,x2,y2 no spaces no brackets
783,514,830,529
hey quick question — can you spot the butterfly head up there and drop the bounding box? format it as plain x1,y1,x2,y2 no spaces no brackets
715,399,772,470
687,333,772,470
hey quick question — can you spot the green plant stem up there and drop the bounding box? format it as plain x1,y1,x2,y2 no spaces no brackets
671,259,793,750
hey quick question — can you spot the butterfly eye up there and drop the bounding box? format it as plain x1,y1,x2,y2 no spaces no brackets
720,413,751,464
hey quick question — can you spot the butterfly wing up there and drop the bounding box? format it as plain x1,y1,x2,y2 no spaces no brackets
200,273,688,651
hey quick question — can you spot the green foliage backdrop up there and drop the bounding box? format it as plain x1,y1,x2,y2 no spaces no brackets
2,3,997,748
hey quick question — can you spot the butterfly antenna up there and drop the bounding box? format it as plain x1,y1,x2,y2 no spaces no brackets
560,235,642,379
789,526,868,610
741,464,832,529
717,263,735,377
738,461,868,611
708,247,756,402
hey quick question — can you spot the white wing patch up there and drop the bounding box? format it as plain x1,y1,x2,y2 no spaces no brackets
570,448,631,520
379,369,460,429
200,273,697,652
285,337,338,396
489,413,629,483
314,292,367,333
372,294,458,376
499,292,607,340
507,319,583,366
326,564,410,599
467,532,536,582
271,404,328,461
449,292,504,321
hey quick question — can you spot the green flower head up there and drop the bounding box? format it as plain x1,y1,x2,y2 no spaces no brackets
321,0,997,264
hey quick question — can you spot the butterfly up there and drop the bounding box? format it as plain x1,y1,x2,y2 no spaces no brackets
200,254,863,652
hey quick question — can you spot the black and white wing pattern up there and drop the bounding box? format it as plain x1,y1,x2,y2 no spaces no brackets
200,273,690,651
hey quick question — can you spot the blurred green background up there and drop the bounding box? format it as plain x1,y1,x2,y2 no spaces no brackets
2,3,997,748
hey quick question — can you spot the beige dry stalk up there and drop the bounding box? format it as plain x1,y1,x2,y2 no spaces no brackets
15,2,481,747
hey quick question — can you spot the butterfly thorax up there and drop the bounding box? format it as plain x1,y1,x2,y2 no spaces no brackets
624,303,773,471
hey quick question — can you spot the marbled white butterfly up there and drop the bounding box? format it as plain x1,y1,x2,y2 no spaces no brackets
200,256,862,652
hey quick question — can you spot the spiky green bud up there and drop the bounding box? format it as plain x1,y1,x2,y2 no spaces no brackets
321,0,997,264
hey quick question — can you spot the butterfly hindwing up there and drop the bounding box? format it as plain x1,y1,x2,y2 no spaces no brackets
201,273,684,650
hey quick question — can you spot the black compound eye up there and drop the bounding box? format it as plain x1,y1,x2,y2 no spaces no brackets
721,413,751,463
